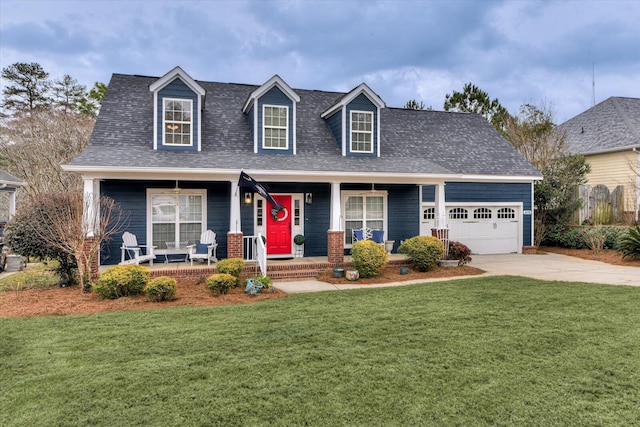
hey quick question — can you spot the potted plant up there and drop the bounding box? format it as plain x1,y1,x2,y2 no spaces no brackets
293,234,305,258
439,241,472,267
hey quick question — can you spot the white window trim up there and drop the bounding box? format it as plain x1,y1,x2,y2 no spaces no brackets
341,190,388,248
262,104,289,150
350,110,374,154
162,98,194,147
146,188,207,248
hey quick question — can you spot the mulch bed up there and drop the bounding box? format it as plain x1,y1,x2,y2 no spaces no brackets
540,247,640,267
317,264,484,285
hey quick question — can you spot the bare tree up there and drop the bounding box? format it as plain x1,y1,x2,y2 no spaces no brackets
32,191,127,291
504,102,566,170
0,108,93,202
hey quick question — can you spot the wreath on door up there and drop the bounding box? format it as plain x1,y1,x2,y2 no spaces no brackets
271,205,288,222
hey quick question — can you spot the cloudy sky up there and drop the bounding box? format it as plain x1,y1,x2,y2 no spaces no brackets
1,0,639,122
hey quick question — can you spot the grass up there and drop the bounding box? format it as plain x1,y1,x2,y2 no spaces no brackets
1,276,640,426
0,261,60,293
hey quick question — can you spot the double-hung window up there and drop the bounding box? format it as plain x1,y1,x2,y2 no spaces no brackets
163,98,192,145
149,190,206,249
263,105,288,149
343,192,386,245
350,111,373,153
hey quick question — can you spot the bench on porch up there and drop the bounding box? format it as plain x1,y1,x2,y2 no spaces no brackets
352,227,385,245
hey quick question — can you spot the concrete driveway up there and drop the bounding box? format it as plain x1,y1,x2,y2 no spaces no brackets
274,252,639,294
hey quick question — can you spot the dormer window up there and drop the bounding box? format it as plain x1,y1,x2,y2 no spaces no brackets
263,105,288,149
164,99,193,145
351,111,373,153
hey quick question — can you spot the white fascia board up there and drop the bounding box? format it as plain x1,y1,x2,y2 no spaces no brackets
61,164,542,185
242,75,300,113
152,91,158,150
0,179,26,187
149,66,206,97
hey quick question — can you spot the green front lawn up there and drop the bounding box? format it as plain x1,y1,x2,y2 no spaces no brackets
2,276,639,426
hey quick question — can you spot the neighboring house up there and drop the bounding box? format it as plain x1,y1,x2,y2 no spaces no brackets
64,66,541,266
0,169,26,220
558,97,640,222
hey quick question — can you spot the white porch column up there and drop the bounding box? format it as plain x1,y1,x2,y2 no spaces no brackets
8,191,16,219
329,181,342,231
83,178,100,237
229,180,242,234
435,182,447,229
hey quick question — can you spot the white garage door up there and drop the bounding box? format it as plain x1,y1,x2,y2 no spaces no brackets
421,205,521,254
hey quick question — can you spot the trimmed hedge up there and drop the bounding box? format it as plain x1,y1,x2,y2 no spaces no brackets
94,264,150,299
144,276,177,302
216,258,245,287
207,273,236,296
398,236,444,272
350,240,388,278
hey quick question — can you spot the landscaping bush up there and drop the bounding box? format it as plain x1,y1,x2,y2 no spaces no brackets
617,225,640,260
350,240,388,278
206,273,237,296
216,258,245,287
94,264,150,299
544,225,625,250
144,276,177,302
398,236,444,272
584,227,606,255
447,241,472,265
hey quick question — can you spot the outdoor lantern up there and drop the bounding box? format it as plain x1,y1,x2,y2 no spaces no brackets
305,193,312,204
244,192,252,204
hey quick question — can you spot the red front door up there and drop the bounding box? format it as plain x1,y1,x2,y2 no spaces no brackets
266,195,292,255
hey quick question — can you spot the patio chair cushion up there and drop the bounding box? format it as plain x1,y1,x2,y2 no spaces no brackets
372,230,385,244
353,229,364,242
195,243,209,254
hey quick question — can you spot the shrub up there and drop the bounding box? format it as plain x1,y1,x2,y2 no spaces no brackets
617,225,640,260
293,234,305,245
603,227,624,249
144,276,177,302
350,240,388,278
94,264,150,299
447,241,472,265
216,258,245,287
398,236,444,272
584,227,606,255
206,273,236,296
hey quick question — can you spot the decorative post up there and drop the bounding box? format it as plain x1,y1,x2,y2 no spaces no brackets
327,182,344,264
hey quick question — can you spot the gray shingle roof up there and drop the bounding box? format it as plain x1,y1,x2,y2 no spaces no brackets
0,169,24,187
68,73,540,178
558,97,640,154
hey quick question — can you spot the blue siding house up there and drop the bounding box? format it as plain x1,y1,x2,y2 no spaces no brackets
65,66,541,266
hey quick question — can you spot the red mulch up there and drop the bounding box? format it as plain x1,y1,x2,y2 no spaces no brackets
0,278,286,318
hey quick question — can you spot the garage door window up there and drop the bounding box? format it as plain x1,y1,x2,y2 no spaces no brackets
474,208,492,219
449,208,468,219
423,207,435,220
497,207,516,219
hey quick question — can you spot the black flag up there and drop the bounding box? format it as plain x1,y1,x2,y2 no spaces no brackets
238,171,281,208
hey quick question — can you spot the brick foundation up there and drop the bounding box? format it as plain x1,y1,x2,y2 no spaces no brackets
522,245,538,254
227,232,243,259
327,230,344,264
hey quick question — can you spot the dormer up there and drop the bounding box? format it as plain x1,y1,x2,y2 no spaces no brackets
321,83,385,157
242,75,300,155
149,66,205,152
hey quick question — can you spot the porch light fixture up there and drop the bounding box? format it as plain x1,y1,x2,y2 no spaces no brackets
305,193,312,205
244,192,252,204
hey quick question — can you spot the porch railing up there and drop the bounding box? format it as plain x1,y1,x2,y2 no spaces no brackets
242,234,267,277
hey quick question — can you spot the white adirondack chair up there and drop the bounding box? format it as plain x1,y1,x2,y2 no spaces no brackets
187,230,218,266
120,231,155,266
